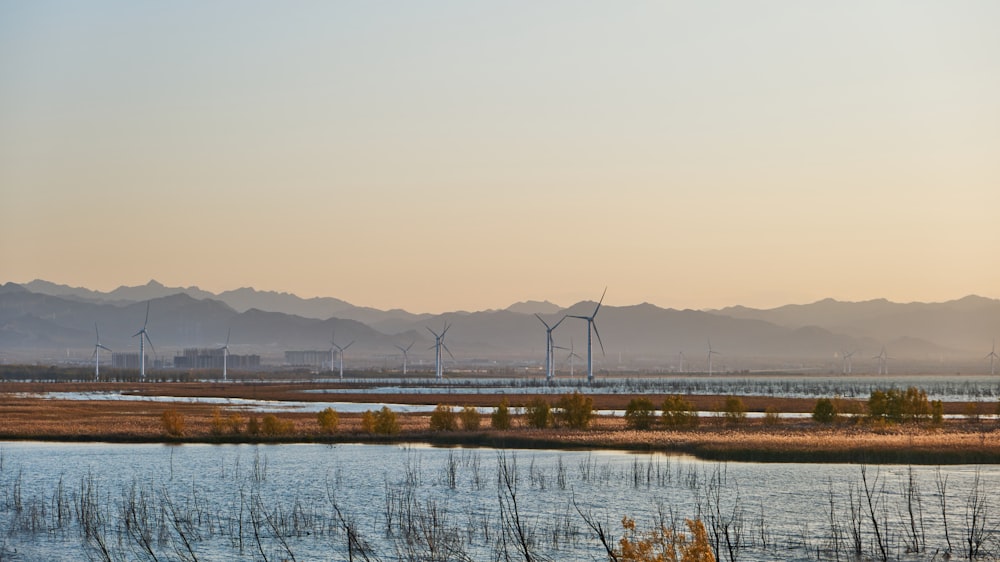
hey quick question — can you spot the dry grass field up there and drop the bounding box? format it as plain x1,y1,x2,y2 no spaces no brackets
1,382,998,463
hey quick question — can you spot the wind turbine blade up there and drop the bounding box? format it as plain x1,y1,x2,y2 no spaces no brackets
442,343,455,361
226,328,231,347
344,341,354,351
91,348,98,360
99,344,112,352
95,323,100,341
405,342,414,352
535,313,550,330
145,334,156,356
426,326,439,337
394,344,405,353
552,315,567,330
143,302,150,329
442,323,451,337
132,330,142,338
591,287,607,317
592,322,606,357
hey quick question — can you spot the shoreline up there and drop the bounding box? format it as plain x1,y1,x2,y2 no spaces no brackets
2,381,999,465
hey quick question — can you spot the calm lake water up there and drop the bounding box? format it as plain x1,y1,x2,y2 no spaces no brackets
1,441,997,561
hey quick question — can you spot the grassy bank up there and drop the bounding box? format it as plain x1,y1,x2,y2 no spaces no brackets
3,385,1000,464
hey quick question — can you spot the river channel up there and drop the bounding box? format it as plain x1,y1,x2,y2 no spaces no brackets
0,442,996,561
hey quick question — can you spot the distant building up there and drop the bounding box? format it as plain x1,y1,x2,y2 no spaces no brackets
173,348,260,370
111,352,148,370
285,350,330,370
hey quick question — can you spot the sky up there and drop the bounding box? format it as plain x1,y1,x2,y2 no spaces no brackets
2,1,998,313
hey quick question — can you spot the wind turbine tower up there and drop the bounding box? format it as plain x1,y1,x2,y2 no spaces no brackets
566,339,581,378
331,331,354,380
394,341,415,375
987,339,998,376
131,302,155,381
873,346,888,375
427,324,454,380
840,350,855,375
706,338,721,376
569,287,607,384
535,314,567,381
92,323,111,381
219,328,231,382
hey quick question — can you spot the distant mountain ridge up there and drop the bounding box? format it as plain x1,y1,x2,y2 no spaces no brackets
715,295,1000,352
5,280,998,371
22,279,433,329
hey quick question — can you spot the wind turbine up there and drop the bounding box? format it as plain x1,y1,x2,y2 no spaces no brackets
986,339,998,376
131,302,155,381
706,338,721,376
92,323,111,381
331,330,354,380
569,287,606,384
535,314,567,381
394,341,415,375
427,324,454,380
219,328,231,382
840,350,855,375
873,346,888,375
566,339,581,378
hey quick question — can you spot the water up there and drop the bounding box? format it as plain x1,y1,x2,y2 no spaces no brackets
0,442,997,561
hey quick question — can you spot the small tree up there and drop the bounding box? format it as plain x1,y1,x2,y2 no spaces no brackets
721,396,746,425
491,398,512,430
662,395,698,429
227,413,244,434
557,391,594,430
361,410,376,433
868,387,931,423
624,397,656,430
317,407,339,434
247,415,260,436
374,406,400,435
931,400,944,426
459,405,481,431
162,409,185,437
812,398,837,423
964,402,981,424
261,414,294,436
763,406,781,426
210,408,226,435
526,397,552,429
429,404,458,431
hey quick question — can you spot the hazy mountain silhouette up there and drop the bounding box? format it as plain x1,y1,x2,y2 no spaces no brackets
0,286,423,361
3,281,992,370
715,296,1000,353
505,300,563,315
22,279,432,329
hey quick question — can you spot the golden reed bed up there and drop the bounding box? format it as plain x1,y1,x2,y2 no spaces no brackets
1,382,998,463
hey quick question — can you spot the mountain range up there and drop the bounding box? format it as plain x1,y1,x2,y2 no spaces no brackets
2,280,998,372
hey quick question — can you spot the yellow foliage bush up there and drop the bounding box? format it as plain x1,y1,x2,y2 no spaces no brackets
261,414,295,436
161,409,185,437
317,407,339,434
616,517,715,562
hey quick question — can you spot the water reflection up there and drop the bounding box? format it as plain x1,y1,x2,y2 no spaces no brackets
0,441,995,561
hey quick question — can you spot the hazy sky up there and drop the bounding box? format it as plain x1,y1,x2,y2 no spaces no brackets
2,1,998,313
